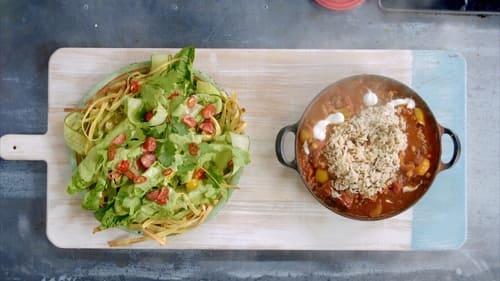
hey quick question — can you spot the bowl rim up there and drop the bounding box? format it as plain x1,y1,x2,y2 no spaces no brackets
70,61,242,224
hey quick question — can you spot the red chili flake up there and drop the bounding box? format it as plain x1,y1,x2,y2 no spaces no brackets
189,142,199,156
107,171,121,181
107,145,117,160
146,189,160,201
130,80,140,94
168,92,180,100
116,160,130,173
133,175,147,184
144,111,154,122
163,168,174,176
193,168,205,180
124,170,136,180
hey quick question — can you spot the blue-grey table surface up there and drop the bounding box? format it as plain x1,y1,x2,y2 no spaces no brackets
0,1,499,280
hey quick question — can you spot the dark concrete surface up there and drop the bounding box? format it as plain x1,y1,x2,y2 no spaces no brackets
0,1,499,280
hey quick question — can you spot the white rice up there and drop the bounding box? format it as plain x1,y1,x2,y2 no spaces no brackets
325,104,407,198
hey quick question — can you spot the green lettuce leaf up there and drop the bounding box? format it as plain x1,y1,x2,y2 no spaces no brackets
97,206,130,229
67,171,92,194
146,46,195,97
126,97,144,125
196,80,221,96
134,163,164,196
230,146,251,177
170,116,189,135
148,103,168,126
158,140,176,167
82,189,102,211
63,112,90,155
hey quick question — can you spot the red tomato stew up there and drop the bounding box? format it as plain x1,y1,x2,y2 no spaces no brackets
296,76,442,219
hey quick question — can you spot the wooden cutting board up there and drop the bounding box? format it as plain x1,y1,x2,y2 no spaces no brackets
0,48,466,249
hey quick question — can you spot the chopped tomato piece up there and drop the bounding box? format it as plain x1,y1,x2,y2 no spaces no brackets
304,166,314,179
189,142,199,156
146,189,160,201
133,175,147,184
316,182,332,199
187,95,197,108
391,181,403,194
140,153,156,169
144,111,154,122
182,115,197,128
163,168,173,176
199,119,215,135
112,133,126,146
193,168,205,179
337,191,355,209
168,92,180,100
107,145,117,160
142,136,157,152
116,160,130,173
130,80,140,93
201,104,217,119
155,187,169,205
311,150,327,170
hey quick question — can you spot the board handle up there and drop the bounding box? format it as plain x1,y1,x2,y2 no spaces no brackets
0,134,50,161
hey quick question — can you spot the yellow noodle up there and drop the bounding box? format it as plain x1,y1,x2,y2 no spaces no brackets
107,207,212,247
108,236,150,247
86,102,108,141
142,228,166,245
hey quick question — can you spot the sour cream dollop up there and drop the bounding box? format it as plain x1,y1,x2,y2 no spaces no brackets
313,112,345,141
363,89,378,107
388,98,415,109
303,140,310,155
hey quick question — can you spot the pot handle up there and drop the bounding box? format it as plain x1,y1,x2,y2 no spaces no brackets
275,123,298,170
439,126,461,171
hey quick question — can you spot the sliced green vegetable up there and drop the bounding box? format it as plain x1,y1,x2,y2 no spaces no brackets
151,53,171,72
126,97,144,125
64,112,90,155
148,103,168,126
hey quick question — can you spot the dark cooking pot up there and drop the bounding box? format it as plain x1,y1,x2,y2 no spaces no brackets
275,74,460,220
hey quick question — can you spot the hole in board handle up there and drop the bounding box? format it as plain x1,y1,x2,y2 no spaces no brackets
12,145,17,150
